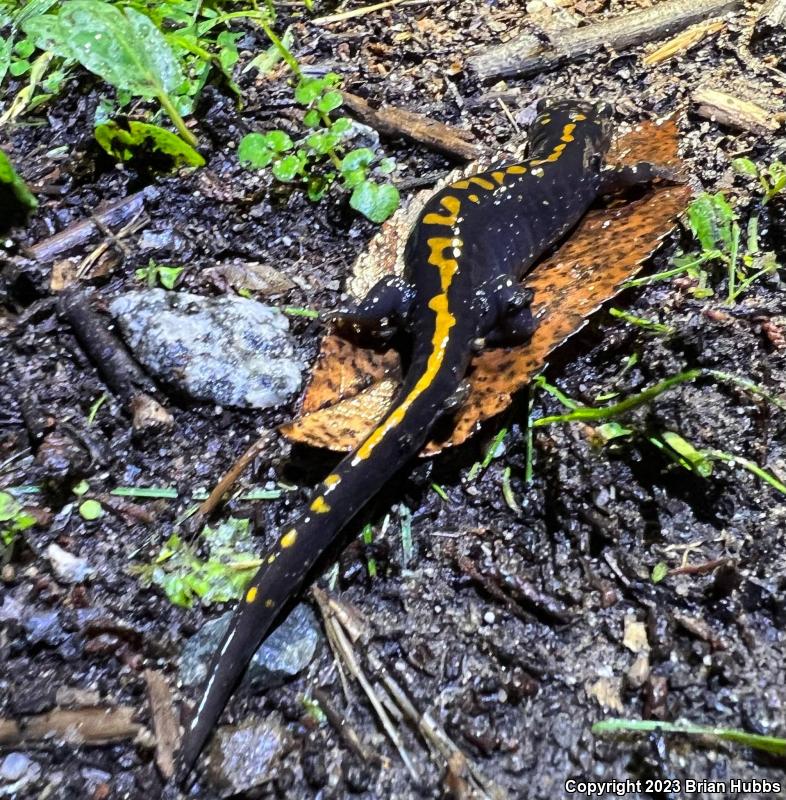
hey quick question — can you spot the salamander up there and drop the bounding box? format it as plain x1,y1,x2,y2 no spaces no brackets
177,97,652,783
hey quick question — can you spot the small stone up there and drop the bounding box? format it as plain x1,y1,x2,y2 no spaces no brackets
180,603,320,689
47,543,93,584
110,290,303,409
0,752,41,795
208,715,288,797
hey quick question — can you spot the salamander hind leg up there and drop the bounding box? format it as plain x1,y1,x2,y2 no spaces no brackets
477,278,537,348
328,275,414,341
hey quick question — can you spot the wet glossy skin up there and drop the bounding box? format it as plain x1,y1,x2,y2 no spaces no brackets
176,98,615,784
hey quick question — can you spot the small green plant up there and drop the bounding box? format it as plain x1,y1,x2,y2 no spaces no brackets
0,490,36,561
238,71,399,222
134,516,261,607
629,161,783,303
135,258,184,289
95,119,204,168
593,718,786,758
0,147,38,215
732,157,786,205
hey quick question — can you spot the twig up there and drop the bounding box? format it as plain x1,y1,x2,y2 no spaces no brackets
313,587,419,780
341,92,482,162
26,188,158,262
144,670,180,779
312,687,384,766
467,0,743,80
692,86,781,134
312,0,407,25
76,209,149,280
0,707,147,745
195,430,274,519
642,19,725,65
668,557,730,576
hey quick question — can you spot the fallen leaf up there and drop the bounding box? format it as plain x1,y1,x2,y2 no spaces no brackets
282,117,692,454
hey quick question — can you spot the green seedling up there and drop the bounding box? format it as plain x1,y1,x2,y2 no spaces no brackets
467,427,508,481
650,561,669,583
135,258,184,289
360,523,377,578
732,157,786,205
79,498,103,520
0,490,36,561
134,516,261,608
0,147,38,216
609,307,674,335
593,718,786,758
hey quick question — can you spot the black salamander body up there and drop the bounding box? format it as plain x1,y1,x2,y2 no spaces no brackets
177,98,616,783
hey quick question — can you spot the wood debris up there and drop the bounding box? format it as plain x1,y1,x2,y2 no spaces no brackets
692,87,781,134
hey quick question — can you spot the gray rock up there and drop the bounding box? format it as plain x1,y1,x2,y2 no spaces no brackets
180,603,320,690
0,753,41,797
24,610,65,647
46,543,93,583
109,289,303,409
207,714,287,797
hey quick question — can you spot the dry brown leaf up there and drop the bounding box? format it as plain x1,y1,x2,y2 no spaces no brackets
282,117,692,455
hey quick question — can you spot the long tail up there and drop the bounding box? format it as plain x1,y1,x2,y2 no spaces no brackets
176,363,461,783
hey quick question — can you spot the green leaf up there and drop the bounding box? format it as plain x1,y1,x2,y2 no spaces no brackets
244,25,293,75
0,36,11,84
651,561,669,583
303,109,320,128
95,120,205,169
377,157,396,175
350,180,400,223
24,1,184,98
731,157,758,178
237,132,273,169
272,152,305,182
9,58,30,77
659,431,714,478
317,89,342,113
294,76,323,105
595,422,633,444
331,116,352,135
341,167,366,189
216,29,239,72
157,265,183,289
79,499,103,520
264,130,293,152
686,192,735,254
341,147,374,172
0,491,21,523
72,480,90,496
306,130,340,155
0,147,38,212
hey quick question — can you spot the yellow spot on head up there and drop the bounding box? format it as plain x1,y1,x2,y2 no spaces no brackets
324,474,341,487
506,165,527,174
246,587,258,603
491,171,505,185
310,496,331,514
264,599,274,608
280,529,297,548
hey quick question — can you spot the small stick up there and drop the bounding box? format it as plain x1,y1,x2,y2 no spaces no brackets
312,687,384,766
195,430,274,519
27,188,157,262
0,707,146,745
144,670,180,779
668,557,730,576
642,19,725,65
341,92,482,162
312,0,407,25
692,87,780,134
468,0,743,80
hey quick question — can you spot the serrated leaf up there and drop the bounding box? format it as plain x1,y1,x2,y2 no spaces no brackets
95,119,204,169
350,179,400,223
237,132,273,168
25,1,184,98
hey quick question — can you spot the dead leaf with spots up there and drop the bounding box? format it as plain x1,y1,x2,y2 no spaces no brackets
281,117,692,455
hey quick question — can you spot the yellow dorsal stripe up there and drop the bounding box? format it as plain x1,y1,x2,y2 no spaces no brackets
561,123,576,142
280,529,297,548
506,165,527,174
469,176,495,190
491,171,505,185
310,496,331,513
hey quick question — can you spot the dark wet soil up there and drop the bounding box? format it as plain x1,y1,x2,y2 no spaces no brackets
2,2,786,799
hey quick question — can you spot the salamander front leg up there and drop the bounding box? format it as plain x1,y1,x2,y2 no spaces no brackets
328,275,415,341
599,161,685,194
476,278,537,348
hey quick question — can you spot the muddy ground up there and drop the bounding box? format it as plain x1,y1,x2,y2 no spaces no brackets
2,1,786,799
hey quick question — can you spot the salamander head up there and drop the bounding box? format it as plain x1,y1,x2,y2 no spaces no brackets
529,98,614,162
